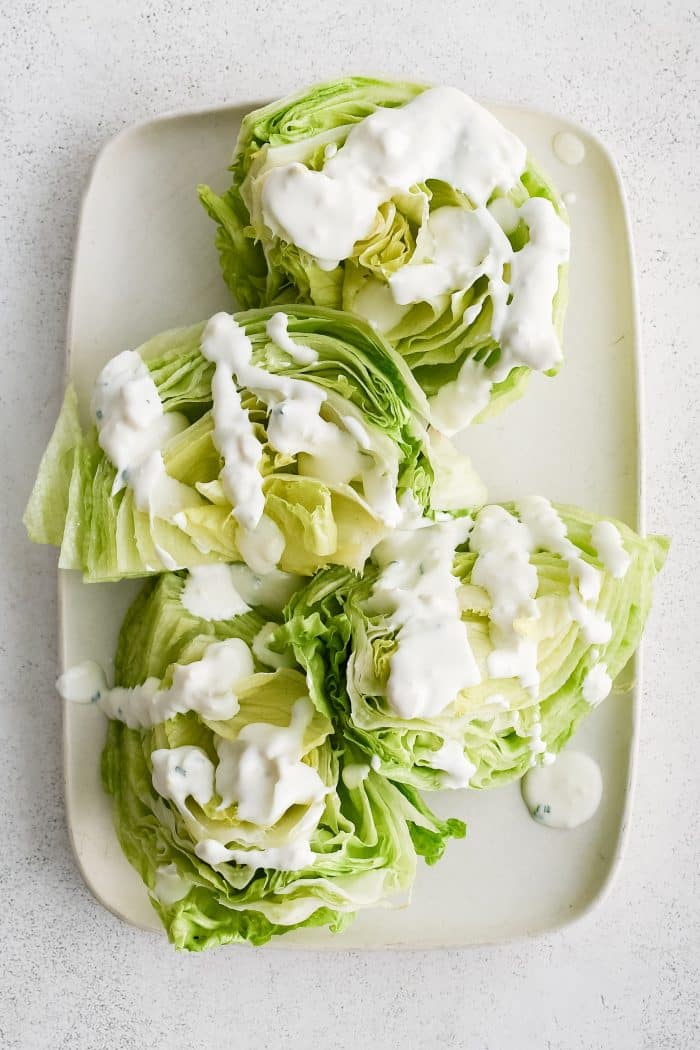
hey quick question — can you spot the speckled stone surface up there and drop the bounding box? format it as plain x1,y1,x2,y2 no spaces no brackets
1,2,698,1047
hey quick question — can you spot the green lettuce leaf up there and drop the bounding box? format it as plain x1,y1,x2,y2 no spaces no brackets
23,385,84,547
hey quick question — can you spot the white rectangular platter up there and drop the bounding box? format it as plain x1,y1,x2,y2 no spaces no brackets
60,99,641,948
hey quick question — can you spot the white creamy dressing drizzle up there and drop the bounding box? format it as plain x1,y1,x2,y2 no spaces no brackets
213,699,321,818
526,713,554,765
200,313,269,533
255,86,569,433
62,652,327,871
470,505,540,693
56,639,254,729
151,746,215,816
582,662,612,705
92,350,190,567
192,698,328,871
567,588,612,646
427,198,569,432
430,740,476,788
261,86,527,267
552,131,586,166
370,754,382,772
56,660,105,704
522,750,602,829
391,199,567,360
428,359,493,432
266,311,318,365
591,521,631,579
389,206,506,304
93,351,185,514
235,515,286,576
366,517,480,719
181,564,251,620
466,500,620,699
201,313,403,541
517,496,612,646
195,837,313,872
181,563,303,623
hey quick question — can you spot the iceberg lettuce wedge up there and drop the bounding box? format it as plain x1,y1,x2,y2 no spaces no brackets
98,573,465,950
200,78,569,432
280,502,668,791
25,306,482,581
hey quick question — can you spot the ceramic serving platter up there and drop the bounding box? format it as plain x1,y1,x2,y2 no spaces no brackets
59,99,642,948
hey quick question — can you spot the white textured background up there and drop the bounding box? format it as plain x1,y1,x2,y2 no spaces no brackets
1,2,698,1048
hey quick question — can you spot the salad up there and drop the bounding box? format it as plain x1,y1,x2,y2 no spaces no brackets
26,79,666,950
